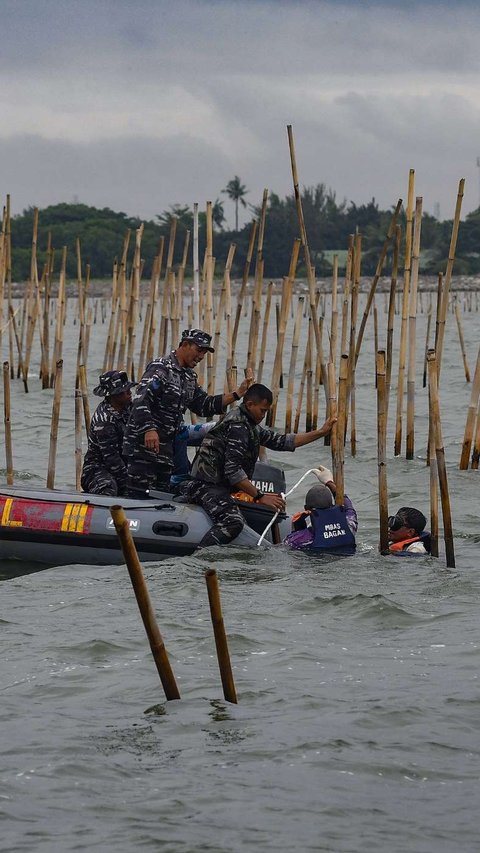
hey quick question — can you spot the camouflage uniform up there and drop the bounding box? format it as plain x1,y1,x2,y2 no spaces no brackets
178,403,295,546
123,351,224,496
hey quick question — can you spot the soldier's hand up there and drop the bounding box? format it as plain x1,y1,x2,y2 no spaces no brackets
259,493,285,512
237,368,255,397
144,429,160,453
318,416,337,437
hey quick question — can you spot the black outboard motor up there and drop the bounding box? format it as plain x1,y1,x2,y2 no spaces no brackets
251,461,286,496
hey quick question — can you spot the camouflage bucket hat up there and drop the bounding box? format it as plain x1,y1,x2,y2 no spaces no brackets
180,328,215,352
93,370,137,397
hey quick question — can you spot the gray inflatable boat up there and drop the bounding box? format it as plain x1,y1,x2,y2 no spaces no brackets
0,463,291,567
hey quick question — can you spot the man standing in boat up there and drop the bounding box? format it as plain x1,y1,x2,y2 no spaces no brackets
81,370,137,496
177,383,336,547
123,329,252,496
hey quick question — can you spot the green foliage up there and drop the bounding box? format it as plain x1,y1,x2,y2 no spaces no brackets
8,192,479,284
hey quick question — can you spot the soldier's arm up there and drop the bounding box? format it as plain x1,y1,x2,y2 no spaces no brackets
96,423,127,474
257,425,296,452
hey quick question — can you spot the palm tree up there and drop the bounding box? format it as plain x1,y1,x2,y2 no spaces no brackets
222,176,248,231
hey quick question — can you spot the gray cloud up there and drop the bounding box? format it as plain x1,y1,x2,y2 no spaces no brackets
1,0,480,222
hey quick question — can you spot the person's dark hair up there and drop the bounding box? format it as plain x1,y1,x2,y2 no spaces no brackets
398,506,426,534
243,383,273,405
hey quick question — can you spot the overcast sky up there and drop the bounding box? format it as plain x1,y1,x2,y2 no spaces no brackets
1,0,480,226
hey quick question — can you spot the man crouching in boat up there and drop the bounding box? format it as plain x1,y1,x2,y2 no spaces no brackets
81,370,137,496
176,383,336,547
284,465,357,556
388,507,431,555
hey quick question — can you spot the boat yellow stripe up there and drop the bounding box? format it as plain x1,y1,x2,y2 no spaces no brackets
68,503,81,532
61,503,73,531
76,504,89,533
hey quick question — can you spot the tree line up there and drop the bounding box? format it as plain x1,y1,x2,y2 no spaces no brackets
8,183,480,283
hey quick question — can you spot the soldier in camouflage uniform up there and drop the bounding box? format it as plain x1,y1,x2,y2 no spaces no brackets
178,383,337,547
123,329,252,496
81,370,137,496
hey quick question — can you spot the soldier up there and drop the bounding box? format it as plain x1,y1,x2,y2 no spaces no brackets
123,328,252,496
81,370,136,496
177,383,337,547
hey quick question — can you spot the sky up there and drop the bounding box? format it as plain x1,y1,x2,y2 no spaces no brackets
1,0,480,226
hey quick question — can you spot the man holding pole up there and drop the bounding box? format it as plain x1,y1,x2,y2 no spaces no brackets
124,329,252,496
177,383,336,547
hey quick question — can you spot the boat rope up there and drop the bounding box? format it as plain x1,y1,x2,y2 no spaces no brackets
256,468,322,546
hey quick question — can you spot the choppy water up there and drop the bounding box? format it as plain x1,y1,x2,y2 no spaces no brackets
1,292,479,851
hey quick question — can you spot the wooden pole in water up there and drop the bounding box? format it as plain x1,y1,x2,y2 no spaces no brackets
471,405,480,470
110,505,181,701
394,169,415,455
376,350,389,553
406,196,423,460
348,234,361,456
454,299,471,383
205,569,238,704
74,387,82,491
428,392,439,558
3,361,14,484
232,220,257,362
459,344,480,469
46,359,63,489
330,255,338,371
285,296,304,432
435,179,465,382
327,360,338,477
335,353,349,505
257,279,273,384
427,350,455,568
386,223,400,406
354,198,402,365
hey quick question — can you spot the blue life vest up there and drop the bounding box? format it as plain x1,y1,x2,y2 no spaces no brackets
306,505,356,556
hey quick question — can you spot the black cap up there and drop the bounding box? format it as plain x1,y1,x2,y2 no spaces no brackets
180,328,215,352
93,370,137,397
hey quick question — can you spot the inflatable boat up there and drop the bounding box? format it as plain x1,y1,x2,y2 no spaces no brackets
0,463,291,567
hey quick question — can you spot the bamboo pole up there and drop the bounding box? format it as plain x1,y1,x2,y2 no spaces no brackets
427,350,455,568
330,255,338,370
435,179,465,382
459,344,480,469
137,254,160,379
340,236,353,359
394,169,415,456
232,220,257,361
74,387,82,491
126,224,144,379
247,190,268,373
376,351,388,553
267,239,300,427
354,198,402,364
454,299,471,383
205,569,238,704
428,398,439,558
46,359,63,489
3,361,14,484
110,505,180,700
348,234,361,456
327,361,338,476
422,307,432,389
50,247,67,387
285,296,304,431
78,363,91,434
334,353,348,505
147,236,164,366
213,244,236,381
471,405,480,470
256,280,273,385
287,126,322,363
406,196,423,460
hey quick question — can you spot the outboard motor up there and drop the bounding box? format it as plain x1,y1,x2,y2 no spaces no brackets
251,461,286,496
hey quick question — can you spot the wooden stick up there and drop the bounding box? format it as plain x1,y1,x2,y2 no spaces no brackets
406,196,423,460
454,299,471,383
74,387,82,491
334,354,348,505
110,505,180,700
394,169,415,455
3,361,14,484
205,569,238,704
327,361,338,476
422,307,433,389
247,189,268,373
376,351,388,552
471,404,480,470
285,296,304,431
427,350,455,568
428,393,439,558
330,255,338,370
257,280,273,384
232,220,257,361
46,359,63,489
436,178,465,381
459,344,480,469
354,198,402,364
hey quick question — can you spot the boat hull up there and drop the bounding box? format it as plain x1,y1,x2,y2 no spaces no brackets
0,481,290,567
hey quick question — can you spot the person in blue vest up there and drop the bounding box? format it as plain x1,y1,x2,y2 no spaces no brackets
284,464,357,556
170,420,217,487
388,507,431,555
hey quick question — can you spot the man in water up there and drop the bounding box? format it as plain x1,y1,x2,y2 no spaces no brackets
284,464,357,556
81,370,136,496
388,507,431,554
177,383,336,547
123,328,252,496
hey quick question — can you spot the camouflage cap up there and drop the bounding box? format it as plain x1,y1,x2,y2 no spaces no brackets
180,328,215,352
93,370,137,397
